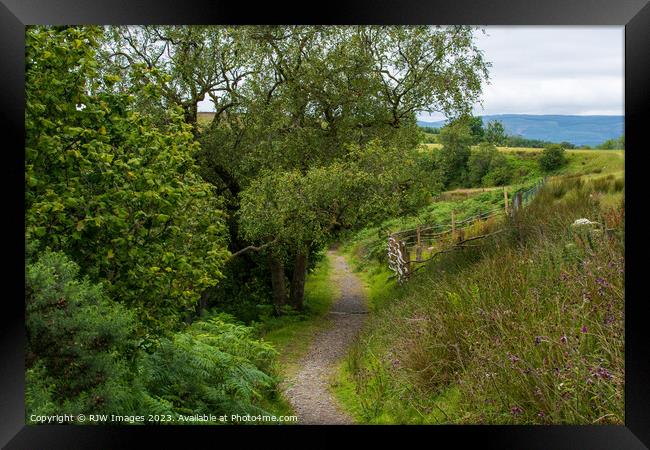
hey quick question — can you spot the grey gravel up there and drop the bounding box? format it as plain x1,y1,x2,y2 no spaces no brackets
283,250,368,425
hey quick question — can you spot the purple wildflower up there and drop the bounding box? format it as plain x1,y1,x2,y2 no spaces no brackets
538,411,546,418
560,335,568,344
510,406,523,416
595,277,610,287
592,366,613,380
508,354,520,363
581,325,588,333
534,336,542,345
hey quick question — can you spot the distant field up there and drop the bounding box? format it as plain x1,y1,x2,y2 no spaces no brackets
197,111,215,124
421,143,624,180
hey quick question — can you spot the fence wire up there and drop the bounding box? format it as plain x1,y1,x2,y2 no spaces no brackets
387,178,546,283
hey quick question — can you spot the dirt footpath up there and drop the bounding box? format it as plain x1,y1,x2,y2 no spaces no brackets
283,250,367,424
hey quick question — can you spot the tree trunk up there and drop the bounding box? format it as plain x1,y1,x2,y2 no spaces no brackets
195,290,209,318
269,254,287,315
184,101,199,134
290,251,308,311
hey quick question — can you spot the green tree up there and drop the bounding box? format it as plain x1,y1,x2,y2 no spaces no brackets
25,26,230,332
104,26,254,130
597,135,625,149
484,120,506,145
538,144,568,172
239,140,433,311
467,116,485,143
195,26,489,312
467,142,511,186
437,120,474,187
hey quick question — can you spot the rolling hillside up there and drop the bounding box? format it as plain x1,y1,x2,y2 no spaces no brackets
417,114,624,147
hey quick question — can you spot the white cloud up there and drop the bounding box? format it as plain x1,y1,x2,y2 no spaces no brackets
421,26,624,121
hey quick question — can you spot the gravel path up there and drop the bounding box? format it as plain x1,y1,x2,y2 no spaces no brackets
283,249,367,424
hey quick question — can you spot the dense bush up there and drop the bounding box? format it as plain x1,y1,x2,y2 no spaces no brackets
436,121,473,187
25,26,229,333
141,313,280,421
25,251,284,423
538,144,568,172
467,142,512,186
25,251,147,419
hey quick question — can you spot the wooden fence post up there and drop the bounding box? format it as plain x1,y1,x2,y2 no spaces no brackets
416,225,422,262
400,240,410,280
503,187,509,215
451,210,456,242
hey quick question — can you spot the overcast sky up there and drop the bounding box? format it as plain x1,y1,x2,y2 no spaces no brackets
198,26,624,121
420,26,624,122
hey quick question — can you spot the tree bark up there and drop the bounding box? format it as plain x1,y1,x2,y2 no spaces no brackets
269,254,287,315
194,290,209,318
290,250,308,311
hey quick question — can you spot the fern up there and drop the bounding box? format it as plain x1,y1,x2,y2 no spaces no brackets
141,314,280,421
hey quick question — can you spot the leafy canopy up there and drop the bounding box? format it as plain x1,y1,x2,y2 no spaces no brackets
25,26,230,332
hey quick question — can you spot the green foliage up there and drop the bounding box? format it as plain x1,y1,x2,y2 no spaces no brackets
25,26,230,332
539,144,568,172
467,142,511,186
25,251,146,419
142,313,280,421
466,116,485,143
25,251,285,423
484,120,506,145
195,25,489,310
597,135,625,150
437,120,473,187
239,140,437,257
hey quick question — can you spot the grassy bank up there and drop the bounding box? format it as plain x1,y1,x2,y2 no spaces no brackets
334,175,625,424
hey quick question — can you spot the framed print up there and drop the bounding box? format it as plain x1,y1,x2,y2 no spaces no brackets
1,0,648,447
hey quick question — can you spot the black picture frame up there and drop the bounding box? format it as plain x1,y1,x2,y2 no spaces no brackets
1,1,648,448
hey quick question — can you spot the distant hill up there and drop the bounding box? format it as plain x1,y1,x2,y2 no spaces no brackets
417,114,624,147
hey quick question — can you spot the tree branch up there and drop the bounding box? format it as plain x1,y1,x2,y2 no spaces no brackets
229,237,278,258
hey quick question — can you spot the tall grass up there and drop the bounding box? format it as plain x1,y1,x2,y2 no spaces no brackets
337,176,624,424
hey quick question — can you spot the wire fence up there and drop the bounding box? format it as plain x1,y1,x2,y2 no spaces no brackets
387,178,546,283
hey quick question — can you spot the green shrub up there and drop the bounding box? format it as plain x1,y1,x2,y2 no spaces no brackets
25,251,147,420
539,144,568,172
25,251,283,423
25,26,230,334
141,313,280,422
467,142,512,187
